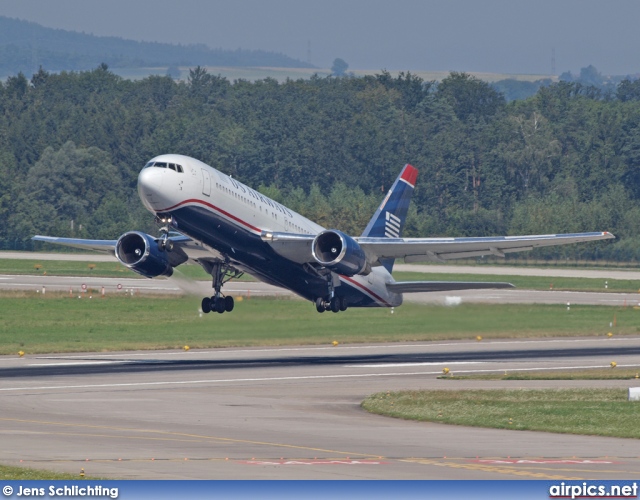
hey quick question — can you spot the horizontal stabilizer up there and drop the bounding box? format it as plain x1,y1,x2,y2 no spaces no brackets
387,281,514,293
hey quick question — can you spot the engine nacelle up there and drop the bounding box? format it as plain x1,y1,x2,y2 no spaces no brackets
311,229,370,276
115,231,173,278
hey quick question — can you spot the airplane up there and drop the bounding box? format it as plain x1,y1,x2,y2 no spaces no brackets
33,154,614,314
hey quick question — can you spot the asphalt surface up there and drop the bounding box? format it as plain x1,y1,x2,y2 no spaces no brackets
1,338,639,480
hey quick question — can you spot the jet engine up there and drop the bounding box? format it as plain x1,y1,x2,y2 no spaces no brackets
115,231,173,278
311,229,370,276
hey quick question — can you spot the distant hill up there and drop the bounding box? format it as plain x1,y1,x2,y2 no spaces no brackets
0,16,314,77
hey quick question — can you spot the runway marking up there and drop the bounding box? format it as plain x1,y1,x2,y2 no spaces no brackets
0,417,372,458
1,336,637,364
1,363,639,392
348,362,485,368
472,459,618,464
400,457,582,480
239,460,387,466
27,361,128,367
0,371,447,391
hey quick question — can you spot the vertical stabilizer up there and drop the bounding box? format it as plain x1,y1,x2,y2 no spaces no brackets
361,164,418,273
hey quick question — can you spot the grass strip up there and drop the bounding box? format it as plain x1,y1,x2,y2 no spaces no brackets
0,464,85,480
362,389,640,439
0,293,638,354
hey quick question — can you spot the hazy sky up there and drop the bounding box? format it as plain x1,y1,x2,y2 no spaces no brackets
2,0,640,76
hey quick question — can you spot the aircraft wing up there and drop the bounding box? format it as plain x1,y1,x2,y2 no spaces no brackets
262,231,614,266
355,231,615,265
31,234,200,268
32,235,119,254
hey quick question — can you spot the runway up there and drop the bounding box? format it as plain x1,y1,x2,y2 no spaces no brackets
2,273,640,306
3,251,640,305
1,337,639,479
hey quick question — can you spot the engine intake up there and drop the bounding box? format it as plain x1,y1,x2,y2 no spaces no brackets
115,231,173,278
312,229,370,276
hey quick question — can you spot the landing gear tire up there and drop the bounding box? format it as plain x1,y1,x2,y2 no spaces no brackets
339,297,348,311
315,297,325,313
201,297,211,314
329,297,340,313
214,297,226,314
224,296,234,312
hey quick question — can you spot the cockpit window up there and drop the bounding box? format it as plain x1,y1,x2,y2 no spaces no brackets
143,161,183,172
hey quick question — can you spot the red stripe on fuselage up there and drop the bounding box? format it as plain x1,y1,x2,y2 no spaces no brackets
400,164,418,188
340,275,391,307
156,198,263,234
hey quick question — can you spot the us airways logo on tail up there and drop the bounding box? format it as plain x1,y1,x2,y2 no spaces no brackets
385,212,401,238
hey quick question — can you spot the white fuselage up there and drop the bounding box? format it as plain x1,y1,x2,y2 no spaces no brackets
138,154,402,307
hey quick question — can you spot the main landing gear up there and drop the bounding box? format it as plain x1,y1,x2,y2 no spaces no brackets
202,294,234,314
201,261,243,315
314,270,347,313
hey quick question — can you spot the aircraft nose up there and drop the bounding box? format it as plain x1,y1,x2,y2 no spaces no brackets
138,166,164,192
138,166,164,209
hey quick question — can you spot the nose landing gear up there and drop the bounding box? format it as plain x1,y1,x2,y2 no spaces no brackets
315,296,348,313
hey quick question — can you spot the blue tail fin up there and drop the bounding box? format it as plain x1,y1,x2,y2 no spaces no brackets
361,164,418,273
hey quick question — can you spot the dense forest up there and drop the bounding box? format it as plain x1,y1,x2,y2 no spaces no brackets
0,16,313,77
2,65,640,262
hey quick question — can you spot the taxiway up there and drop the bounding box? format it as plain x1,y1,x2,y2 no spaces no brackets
0,338,638,480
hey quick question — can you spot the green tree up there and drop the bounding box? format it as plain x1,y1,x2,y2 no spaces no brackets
436,72,505,121
331,58,349,76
